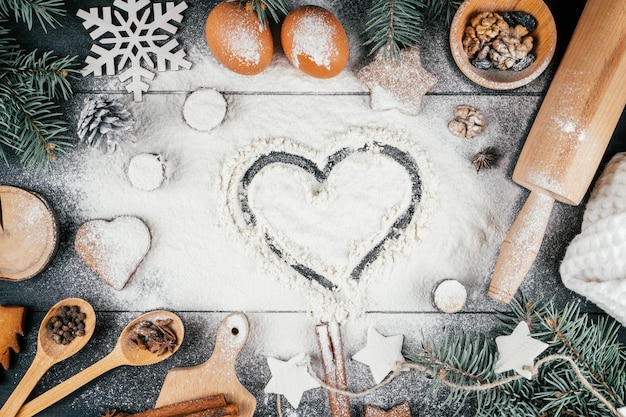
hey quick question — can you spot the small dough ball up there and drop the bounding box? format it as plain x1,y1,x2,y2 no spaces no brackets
432,279,467,313
281,5,349,78
183,89,227,132
128,153,165,191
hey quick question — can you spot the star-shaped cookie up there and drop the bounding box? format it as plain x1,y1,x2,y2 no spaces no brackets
353,327,405,384
494,321,548,380
356,46,437,116
364,401,412,417
264,354,321,408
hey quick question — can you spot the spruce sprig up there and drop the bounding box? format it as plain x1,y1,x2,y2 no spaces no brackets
0,0,66,31
239,0,288,28
0,41,76,100
501,297,626,416
405,296,626,417
363,0,425,62
0,15,78,168
423,0,463,23
0,76,74,166
363,0,462,61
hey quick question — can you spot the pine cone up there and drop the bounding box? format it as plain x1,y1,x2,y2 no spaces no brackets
77,97,134,154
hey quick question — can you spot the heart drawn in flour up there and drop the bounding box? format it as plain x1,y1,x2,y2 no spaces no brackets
75,216,151,290
238,141,422,291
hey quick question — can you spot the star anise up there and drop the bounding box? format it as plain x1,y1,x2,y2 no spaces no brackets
129,319,178,356
472,148,498,172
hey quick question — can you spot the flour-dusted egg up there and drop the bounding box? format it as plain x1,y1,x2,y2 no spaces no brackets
205,1,274,75
281,5,349,78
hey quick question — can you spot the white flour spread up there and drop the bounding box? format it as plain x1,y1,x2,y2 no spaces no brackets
38,8,529,341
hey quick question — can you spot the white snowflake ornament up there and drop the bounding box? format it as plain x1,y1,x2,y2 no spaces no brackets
494,321,548,380
78,0,192,101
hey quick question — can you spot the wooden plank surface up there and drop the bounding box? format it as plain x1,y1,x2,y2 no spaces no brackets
1,0,625,416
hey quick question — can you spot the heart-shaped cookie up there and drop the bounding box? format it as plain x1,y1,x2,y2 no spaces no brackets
75,216,151,290
223,129,429,308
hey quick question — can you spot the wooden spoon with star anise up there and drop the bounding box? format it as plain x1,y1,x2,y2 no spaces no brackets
15,310,184,417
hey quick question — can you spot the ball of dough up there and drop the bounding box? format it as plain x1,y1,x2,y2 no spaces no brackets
432,279,467,313
128,154,165,191
183,89,227,132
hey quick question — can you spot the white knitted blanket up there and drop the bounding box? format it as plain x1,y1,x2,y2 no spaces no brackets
560,152,626,326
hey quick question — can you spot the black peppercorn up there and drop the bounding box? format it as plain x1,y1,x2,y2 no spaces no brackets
47,305,88,345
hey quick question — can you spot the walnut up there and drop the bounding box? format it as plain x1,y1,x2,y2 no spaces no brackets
463,10,536,71
489,32,533,70
463,12,509,57
448,105,485,138
462,26,482,56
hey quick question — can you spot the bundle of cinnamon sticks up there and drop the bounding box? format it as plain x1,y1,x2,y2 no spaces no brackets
101,394,238,417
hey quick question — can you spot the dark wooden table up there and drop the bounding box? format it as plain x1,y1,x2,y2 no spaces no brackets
1,1,625,416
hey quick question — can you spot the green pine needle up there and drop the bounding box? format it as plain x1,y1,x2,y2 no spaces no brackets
363,0,462,61
0,0,66,31
237,0,288,28
405,296,626,417
0,1,78,169
423,0,463,24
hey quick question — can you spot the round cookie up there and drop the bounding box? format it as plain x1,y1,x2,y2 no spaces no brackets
432,279,467,313
183,89,227,132
128,153,166,191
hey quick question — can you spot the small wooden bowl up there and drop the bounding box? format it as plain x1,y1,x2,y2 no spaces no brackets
449,0,557,90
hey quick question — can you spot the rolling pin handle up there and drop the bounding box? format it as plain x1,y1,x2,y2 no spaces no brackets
488,191,555,304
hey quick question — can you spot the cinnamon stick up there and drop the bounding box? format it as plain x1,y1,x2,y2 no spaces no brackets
184,403,239,417
316,322,351,417
108,394,228,417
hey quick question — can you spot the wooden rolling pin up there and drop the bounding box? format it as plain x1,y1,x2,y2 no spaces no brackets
488,0,626,303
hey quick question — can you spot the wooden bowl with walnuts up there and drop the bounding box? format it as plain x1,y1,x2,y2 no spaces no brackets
449,0,556,90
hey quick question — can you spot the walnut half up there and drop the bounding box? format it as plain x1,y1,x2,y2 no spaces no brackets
448,105,485,138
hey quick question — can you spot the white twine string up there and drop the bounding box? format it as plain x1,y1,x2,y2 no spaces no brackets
275,353,622,417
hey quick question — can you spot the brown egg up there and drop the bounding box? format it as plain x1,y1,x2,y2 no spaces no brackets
281,5,349,78
205,2,274,75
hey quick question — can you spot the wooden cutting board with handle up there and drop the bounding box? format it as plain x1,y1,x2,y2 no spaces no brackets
488,0,626,303
155,312,256,417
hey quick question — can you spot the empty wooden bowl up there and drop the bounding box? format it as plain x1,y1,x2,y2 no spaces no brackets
449,0,557,90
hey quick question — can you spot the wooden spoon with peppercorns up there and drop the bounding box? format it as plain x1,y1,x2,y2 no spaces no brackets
15,310,184,417
0,298,95,417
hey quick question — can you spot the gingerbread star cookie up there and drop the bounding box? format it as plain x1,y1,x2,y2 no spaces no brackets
357,46,437,116
364,402,412,417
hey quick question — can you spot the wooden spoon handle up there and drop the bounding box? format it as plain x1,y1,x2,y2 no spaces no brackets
15,350,125,417
488,191,555,303
0,353,54,417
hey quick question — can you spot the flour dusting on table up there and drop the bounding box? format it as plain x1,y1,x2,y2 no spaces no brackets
31,12,532,349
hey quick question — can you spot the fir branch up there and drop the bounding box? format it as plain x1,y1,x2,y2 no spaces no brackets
423,0,462,24
498,297,626,416
364,0,425,62
410,329,547,416
404,297,626,417
0,80,73,167
363,0,462,61
237,0,287,28
0,0,66,31
0,2,77,168
0,43,78,100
